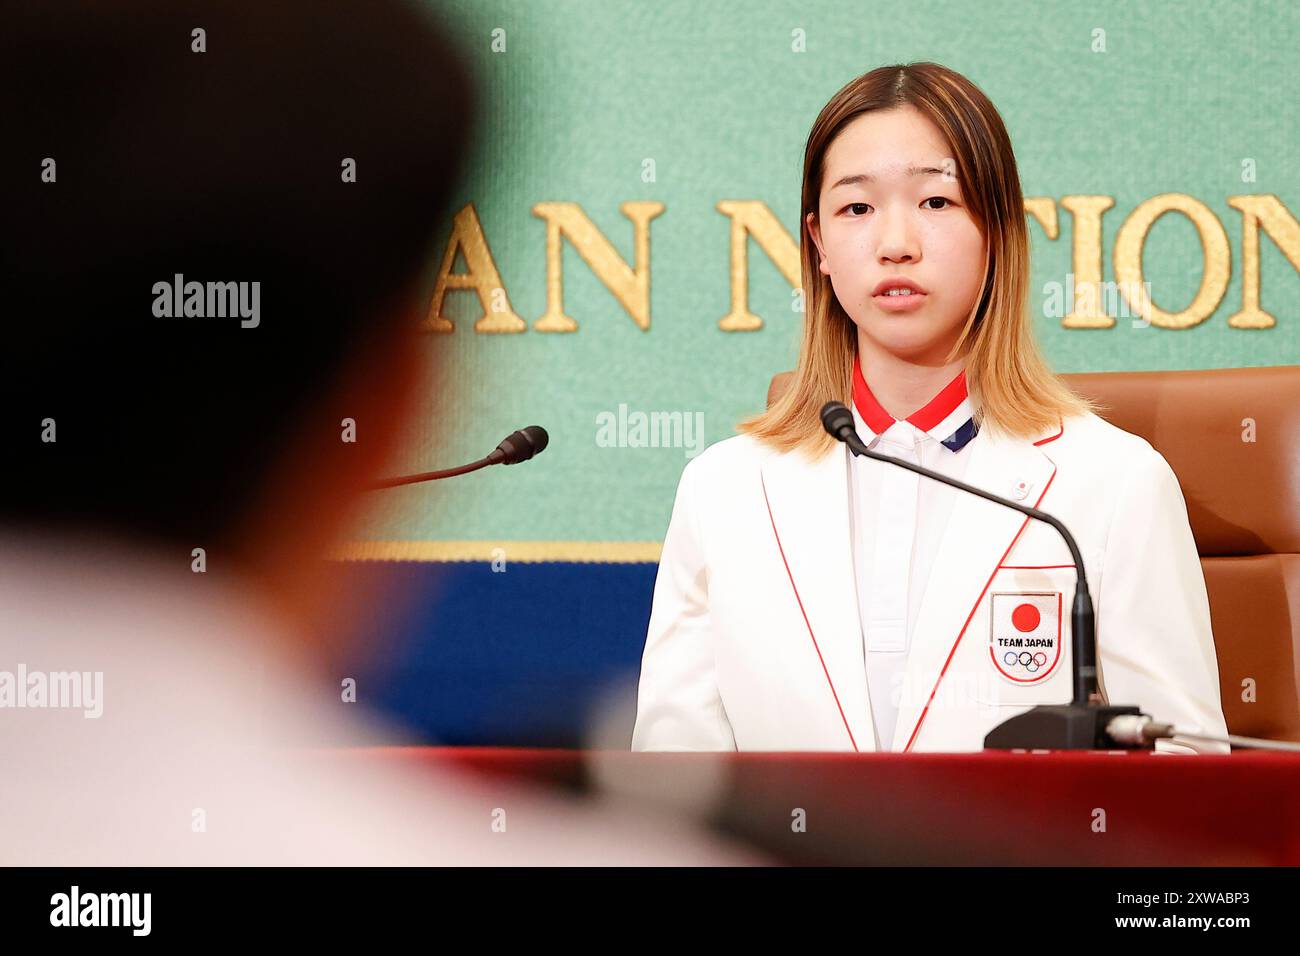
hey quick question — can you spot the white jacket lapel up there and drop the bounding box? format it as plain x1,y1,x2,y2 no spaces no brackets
759,443,875,751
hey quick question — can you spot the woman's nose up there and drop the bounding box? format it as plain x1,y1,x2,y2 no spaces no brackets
876,205,919,263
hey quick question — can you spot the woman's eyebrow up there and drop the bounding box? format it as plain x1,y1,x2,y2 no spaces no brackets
829,165,951,190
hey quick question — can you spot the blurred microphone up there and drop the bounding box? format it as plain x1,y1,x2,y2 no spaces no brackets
820,401,1152,751
367,425,549,489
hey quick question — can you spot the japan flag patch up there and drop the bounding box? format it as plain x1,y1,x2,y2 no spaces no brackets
989,591,1063,684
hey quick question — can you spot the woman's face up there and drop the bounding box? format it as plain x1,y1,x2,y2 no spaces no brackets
807,105,987,365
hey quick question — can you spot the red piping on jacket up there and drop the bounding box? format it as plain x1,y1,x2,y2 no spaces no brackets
760,471,860,752
1033,420,1065,446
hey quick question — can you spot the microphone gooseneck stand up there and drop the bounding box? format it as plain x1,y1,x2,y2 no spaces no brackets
820,400,1149,750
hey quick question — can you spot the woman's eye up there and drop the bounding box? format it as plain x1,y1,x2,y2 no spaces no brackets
843,198,954,215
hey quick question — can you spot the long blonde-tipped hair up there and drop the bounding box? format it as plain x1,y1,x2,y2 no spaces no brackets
738,62,1103,458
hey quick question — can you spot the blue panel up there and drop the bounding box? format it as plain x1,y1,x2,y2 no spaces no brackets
340,560,659,746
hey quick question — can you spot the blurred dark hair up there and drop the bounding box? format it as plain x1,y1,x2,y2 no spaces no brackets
0,0,475,555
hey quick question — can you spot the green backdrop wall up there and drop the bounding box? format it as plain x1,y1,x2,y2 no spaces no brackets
346,0,1298,552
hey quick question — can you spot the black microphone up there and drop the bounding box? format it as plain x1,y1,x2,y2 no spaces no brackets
820,400,1148,750
488,425,549,465
367,425,549,489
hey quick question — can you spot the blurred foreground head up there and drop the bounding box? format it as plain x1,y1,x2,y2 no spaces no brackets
0,2,770,868
0,0,474,635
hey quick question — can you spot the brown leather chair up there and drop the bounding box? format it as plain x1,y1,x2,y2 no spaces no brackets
768,366,1300,743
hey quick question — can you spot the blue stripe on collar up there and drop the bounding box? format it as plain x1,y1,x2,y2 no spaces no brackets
940,417,980,453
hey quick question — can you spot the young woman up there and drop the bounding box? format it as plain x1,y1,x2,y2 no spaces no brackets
631,62,1229,754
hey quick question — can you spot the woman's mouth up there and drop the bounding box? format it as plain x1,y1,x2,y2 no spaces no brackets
873,287,928,312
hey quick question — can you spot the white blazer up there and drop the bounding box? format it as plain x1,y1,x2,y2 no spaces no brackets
631,410,1230,754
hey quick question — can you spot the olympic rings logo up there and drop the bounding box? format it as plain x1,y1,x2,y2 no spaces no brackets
1002,650,1049,672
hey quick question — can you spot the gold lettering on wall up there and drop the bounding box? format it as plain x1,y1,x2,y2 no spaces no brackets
532,201,665,332
1226,194,1300,329
1024,198,1059,240
422,203,526,334
1059,196,1117,329
423,194,1294,335
1114,193,1229,329
716,200,800,332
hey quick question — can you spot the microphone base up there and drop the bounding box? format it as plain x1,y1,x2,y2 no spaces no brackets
983,703,1146,751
